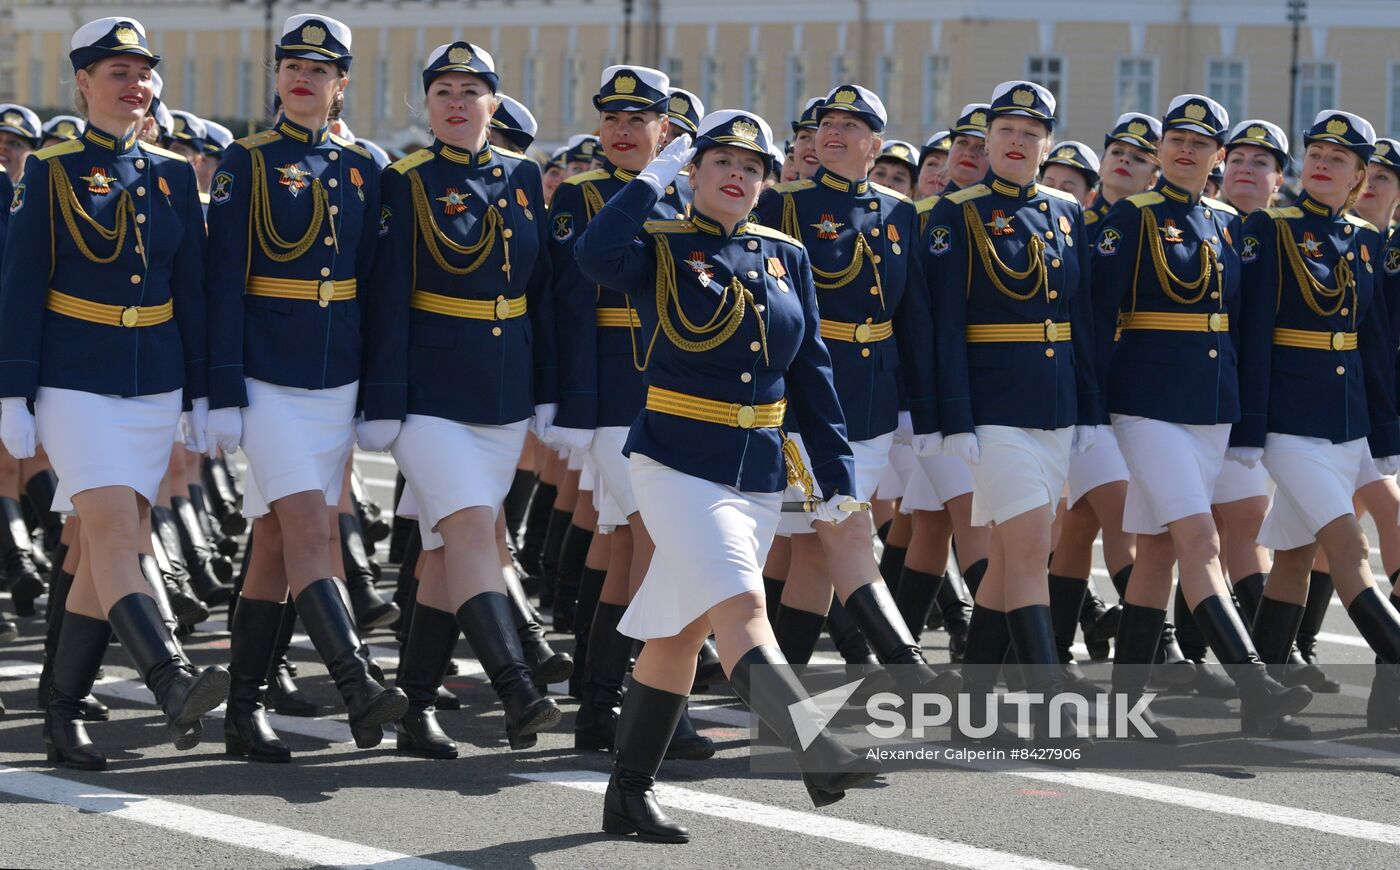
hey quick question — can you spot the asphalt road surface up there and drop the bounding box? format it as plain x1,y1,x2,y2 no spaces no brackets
2,454,1399,869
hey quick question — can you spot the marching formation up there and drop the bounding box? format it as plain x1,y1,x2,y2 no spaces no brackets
3,11,1400,847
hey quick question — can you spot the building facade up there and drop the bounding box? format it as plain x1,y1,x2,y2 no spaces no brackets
6,0,1400,156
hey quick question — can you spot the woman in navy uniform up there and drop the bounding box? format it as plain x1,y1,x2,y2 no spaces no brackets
871,139,918,199
914,130,951,199
488,94,537,155
1233,111,1400,732
574,111,877,843
1039,141,1099,207
204,14,407,762
358,41,563,757
925,81,1098,747
0,17,229,769
754,84,952,692
788,97,822,181
41,115,84,149
1085,113,1160,231
1091,95,1312,739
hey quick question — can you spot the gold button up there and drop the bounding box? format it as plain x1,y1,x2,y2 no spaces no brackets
665,185,674,194
870,287,880,295
870,227,881,237
1051,258,1061,268
318,281,336,303
498,198,509,208
329,205,339,215
1208,312,1223,332
328,178,338,188
861,348,871,358
854,323,873,343
748,271,759,279
492,326,503,337
135,159,146,169
1347,251,1356,261
1045,230,1055,240
1044,322,1059,342
130,275,141,284
1045,348,1055,358
1345,225,1353,234
747,241,758,250
1337,366,1346,375
324,236,335,246
741,372,752,383
1341,307,1350,316
1203,209,1212,218
736,405,757,428
503,229,514,239
321,267,331,277
1210,291,1221,300
750,341,762,352
1331,332,1346,351
135,186,146,196
120,307,139,327
328,151,339,161
869,202,879,210
757,304,766,313
1048,290,1059,299
494,168,503,177
1208,348,1218,359
872,255,882,264
135,213,146,224
495,297,511,319
1211,236,1218,244
1039,203,1048,212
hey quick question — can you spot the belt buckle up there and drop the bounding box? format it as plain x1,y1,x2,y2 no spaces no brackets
120,306,140,328
1044,321,1059,342
735,405,757,429
317,280,336,308
854,323,873,343
1208,312,1224,333
494,297,511,320
1332,331,1346,351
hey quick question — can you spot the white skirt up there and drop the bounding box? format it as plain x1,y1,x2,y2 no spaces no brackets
35,387,182,513
1211,454,1270,504
395,481,445,551
393,414,528,532
1260,435,1369,550
1355,448,1385,490
876,443,915,501
1066,426,1130,509
590,426,636,530
566,444,586,473
620,452,781,640
967,425,1071,527
239,379,357,518
911,451,976,513
1114,415,1228,536
778,431,893,535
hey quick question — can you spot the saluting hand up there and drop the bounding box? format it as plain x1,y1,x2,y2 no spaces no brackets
0,398,36,460
637,134,695,196
943,432,980,465
206,407,244,455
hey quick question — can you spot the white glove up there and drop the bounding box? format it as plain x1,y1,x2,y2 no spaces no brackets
1072,425,1097,455
182,397,210,454
1226,446,1263,469
893,411,914,445
206,407,243,455
531,403,557,440
912,431,943,457
355,418,401,453
812,494,859,525
0,397,36,459
1375,455,1400,476
545,425,594,453
943,432,980,465
637,134,695,196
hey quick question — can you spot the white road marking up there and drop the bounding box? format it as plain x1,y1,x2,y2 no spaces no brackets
515,770,1087,870
0,764,464,870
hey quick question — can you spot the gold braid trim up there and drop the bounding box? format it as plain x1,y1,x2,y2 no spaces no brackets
963,201,1045,301
1276,217,1356,324
582,182,606,221
249,148,330,262
50,162,144,266
408,170,501,276
810,233,884,311
1140,207,1218,306
782,433,815,500
780,193,802,240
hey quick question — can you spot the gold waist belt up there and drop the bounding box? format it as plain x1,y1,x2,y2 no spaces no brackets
596,306,642,328
246,276,357,307
965,321,1072,343
645,385,786,430
1120,311,1229,333
47,289,172,328
1273,327,1357,351
411,290,526,320
819,318,893,343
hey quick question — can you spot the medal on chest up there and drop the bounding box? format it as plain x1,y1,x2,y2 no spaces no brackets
349,167,365,202
887,224,902,255
515,188,533,221
1298,232,1325,259
767,256,789,293
437,187,470,216
81,167,115,195
811,214,844,241
277,163,311,197
1158,219,1184,243
684,251,715,287
985,210,1016,236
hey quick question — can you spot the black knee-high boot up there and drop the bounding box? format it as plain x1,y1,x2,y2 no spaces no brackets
577,602,633,752
893,566,941,641
1079,577,1120,658
693,637,725,690
517,480,557,580
44,611,111,770
339,513,399,631
570,565,607,698
763,577,785,629
1109,604,1178,742
456,591,561,749
150,511,209,627
1295,571,1341,693
23,470,63,562
957,604,1024,747
842,582,962,695
826,594,879,666
540,506,572,605
730,645,879,808
392,525,423,629
504,562,572,689
107,593,230,749
552,523,591,633
394,602,461,759
773,604,826,666
36,564,108,721
202,456,247,536
1175,584,1237,698
1247,597,1314,738
502,470,537,551
1048,574,1099,695
961,558,990,599
1353,588,1400,731
295,578,409,747
1007,604,1092,749
602,680,690,843
224,597,292,762
878,538,908,591
1192,595,1313,733
1111,564,1132,601
266,600,320,717
936,574,971,661
0,495,46,608
190,482,238,560
172,495,234,605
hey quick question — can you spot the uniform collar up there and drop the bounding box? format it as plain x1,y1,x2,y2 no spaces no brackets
814,166,869,195
1089,192,1111,214
691,207,750,239
986,172,1038,200
1297,192,1340,219
435,139,495,168
1155,177,1200,206
275,114,330,146
82,123,139,155
600,159,638,183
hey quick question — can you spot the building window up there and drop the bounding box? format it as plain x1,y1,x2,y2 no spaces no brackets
921,53,949,130
1205,59,1247,125
664,57,683,89
1296,60,1337,145
520,56,537,112
829,55,850,88
235,59,251,118
876,56,898,132
1389,63,1400,138
29,58,44,105
1026,55,1065,119
1116,56,1156,117
786,55,807,121
212,59,225,116
700,57,720,108
375,58,392,122
559,56,578,125
743,55,763,111
182,58,197,109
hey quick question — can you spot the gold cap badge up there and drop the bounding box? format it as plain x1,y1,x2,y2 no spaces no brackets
1247,126,1268,140
670,95,690,116
731,119,760,142
969,111,987,128
448,46,472,64
57,121,77,137
614,74,637,94
1379,141,1391,157
1184,103,1207,122
1055,146,1074,159
114,26,139,46
301,24,326,46
1012,88,1035,108
2,111,22,127
1127,121,1148,136
833,88,858,105
892,145,909,159
1327,117,1349,136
